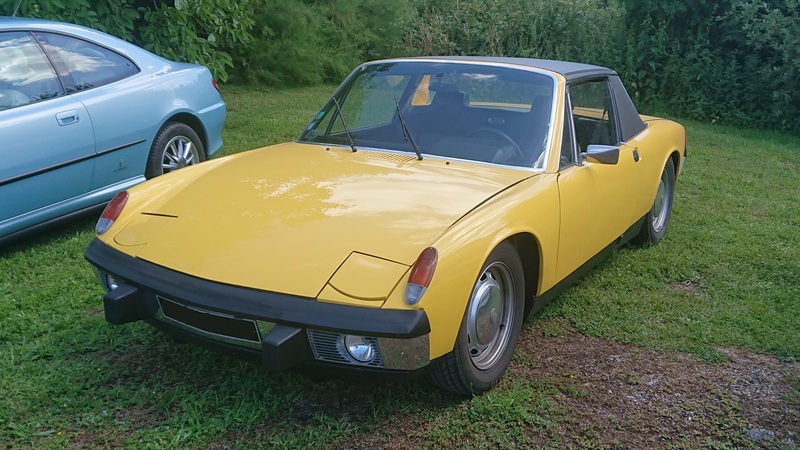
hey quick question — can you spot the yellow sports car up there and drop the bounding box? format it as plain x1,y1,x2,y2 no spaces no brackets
85,57,686,395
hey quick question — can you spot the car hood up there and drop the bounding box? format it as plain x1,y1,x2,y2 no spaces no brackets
115,143,535,298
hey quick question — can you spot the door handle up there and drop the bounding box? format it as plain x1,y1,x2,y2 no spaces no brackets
56,110,80,126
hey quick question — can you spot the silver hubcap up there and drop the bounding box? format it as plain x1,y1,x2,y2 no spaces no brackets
651,169,670,231
466,261,516,370
162,135,199,173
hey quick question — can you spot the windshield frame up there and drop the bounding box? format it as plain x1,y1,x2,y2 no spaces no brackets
297,59,559,171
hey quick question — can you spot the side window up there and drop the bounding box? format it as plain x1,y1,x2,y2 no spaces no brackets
33,32,139,93
0,32,64,111
569,79,617,153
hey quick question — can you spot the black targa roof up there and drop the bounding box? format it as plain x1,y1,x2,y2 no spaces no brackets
408,56,617,81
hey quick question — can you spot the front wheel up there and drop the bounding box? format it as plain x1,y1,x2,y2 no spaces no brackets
430,242,525,395
145,122,205,179
633,160,675,245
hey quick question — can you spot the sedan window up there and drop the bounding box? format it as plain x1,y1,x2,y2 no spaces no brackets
33,32,139,93
0,32,64,110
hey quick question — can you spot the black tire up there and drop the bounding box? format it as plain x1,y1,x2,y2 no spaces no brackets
145,122,206,179
430,242,525,396
633,159,676,245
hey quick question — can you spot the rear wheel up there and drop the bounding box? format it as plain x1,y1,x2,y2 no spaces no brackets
633,160,675,245
145,122,205,179
430,243,524,395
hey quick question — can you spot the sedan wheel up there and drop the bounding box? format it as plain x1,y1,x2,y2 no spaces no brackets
145,122,206,179
430,242,524,395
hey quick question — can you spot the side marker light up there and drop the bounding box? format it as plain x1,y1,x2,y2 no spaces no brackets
96,191,128,235
406,247,438,305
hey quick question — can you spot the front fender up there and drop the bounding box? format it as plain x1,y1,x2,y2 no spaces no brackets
383,172,561,359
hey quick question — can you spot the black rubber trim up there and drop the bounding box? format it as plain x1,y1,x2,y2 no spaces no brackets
148,315,430,379
525,215,645,318
0,139,146,188
84,239,430,338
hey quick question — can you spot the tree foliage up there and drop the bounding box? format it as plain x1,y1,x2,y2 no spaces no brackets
406,0,625,69
2,0,255,82
137,0,255,82
621,0,800,134
227,0,413,86
3,0,798,133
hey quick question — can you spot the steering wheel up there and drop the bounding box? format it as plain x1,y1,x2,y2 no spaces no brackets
466,127,523,159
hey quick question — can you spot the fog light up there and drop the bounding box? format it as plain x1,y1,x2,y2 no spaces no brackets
339,335,375,363
104,273,121,291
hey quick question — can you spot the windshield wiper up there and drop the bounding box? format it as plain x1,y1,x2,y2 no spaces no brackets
395,98,423,160
332,97,357,153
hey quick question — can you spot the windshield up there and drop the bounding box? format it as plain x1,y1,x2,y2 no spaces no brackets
298,61,555,169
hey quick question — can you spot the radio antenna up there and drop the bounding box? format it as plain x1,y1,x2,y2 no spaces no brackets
12,0,24,17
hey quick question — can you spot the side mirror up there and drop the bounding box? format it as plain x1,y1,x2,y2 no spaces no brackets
583,144,620,165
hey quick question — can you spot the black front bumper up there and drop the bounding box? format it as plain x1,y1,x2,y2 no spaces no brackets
85,239,431,374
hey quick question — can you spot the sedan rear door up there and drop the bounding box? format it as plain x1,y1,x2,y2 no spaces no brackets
31,31,145,190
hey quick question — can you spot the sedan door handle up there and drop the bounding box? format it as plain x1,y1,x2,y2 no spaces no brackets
56,110,80,126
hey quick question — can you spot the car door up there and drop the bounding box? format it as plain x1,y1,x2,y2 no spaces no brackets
31,31,144,190
0,31,95,227
555,78,638,280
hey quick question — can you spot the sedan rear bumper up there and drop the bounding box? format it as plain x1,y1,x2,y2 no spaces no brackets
85,239,431,373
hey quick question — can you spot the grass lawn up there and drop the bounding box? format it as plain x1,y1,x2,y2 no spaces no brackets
1,85,798,448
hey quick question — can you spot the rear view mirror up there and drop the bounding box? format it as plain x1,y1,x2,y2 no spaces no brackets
583,144,620,164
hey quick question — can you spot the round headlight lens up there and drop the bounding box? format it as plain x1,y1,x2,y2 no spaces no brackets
342,335,375,363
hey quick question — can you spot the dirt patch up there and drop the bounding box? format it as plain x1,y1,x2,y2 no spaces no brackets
92,325,797,449
514,327,799,448
669,281,702,294
328,324,799,449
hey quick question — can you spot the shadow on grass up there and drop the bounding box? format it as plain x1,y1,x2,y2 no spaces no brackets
53,326,463,446
0,214,98,256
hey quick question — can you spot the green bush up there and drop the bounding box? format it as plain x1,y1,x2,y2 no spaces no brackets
229,0,413,86
406,0,625,68
3,0,255,82
230,0,626,86
621,0,799,134
138,0,255,82
721,1,799,133
3,0,140,41
4,0,797,134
